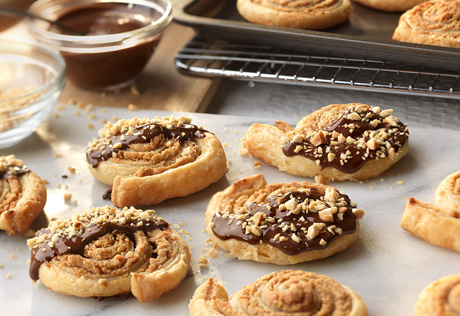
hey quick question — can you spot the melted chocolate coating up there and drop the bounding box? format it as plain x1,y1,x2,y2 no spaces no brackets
29,217,169,280
86,122,207,168
212,188,357,256
283,108,408,173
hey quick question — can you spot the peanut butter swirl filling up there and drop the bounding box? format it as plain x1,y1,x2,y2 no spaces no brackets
86,116,207,168
211,182,364,256
283,104,409,174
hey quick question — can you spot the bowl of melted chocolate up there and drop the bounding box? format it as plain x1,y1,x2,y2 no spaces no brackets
26,0,172,90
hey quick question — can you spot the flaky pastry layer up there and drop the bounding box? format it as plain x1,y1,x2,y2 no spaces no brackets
190,271,369,316
392,0,460,48
415,274,460,316
0,155,46,235
205,174,363,265
245,103,409,181
86,116,227,206
28,206,191,302
401,170,460,253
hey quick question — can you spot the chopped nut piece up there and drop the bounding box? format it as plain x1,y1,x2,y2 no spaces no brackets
253,212,265,226
347,112,361,121
366,138,379,150
208,248,217,259
318,208,334,222
292,234,301,243
306,223,326,240
292,134,304,143
324,187,339,203
352,209,365,220
64,193,72,201
198,256,209,269
327,153,336,162
311,131,326,146
314,175,328,185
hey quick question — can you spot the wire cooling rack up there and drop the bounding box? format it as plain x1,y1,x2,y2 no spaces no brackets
175,37,460,100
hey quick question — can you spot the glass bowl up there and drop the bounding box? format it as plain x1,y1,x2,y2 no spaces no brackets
26,0,173,91
0,41,66,149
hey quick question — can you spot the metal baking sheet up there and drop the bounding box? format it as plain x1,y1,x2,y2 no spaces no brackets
0,104,460,315
173,0,460,72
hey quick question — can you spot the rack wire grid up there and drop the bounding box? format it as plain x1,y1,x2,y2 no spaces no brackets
175,37,460,100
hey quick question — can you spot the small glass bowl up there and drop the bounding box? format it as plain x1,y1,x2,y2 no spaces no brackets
26,0,173,91
0,41,65,149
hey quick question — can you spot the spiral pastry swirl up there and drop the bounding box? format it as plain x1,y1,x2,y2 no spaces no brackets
0,155,46,235
245,103,409,181
236,0,352,30
415,274,460,316
27,205,191,302
86,116,227,207
401,170,460,252
205,174,364,265
435,170,460,218
393,0,460,48
189,271,368,316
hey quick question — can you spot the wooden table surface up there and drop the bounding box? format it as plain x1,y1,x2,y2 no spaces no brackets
0,20,219,112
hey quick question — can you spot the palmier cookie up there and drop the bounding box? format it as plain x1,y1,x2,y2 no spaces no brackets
27,205,191,302
86,116,227,207
353,0,426,12
0,155,46,235
244,103,409,181
205,174,364,265
393,0,460,48
414,274,460,316
401,170,460,252
189,271,369,316
236,0,352,30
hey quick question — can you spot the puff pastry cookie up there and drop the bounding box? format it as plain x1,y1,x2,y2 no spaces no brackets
0,155,46,235
354,0,426,12
244,103,409,181
392,0,460,48
27,205,191,302
86,116,227,207
189,270,369,316
401,170,460,252
236,0,352,30
415,274,460,316
205,174,364,265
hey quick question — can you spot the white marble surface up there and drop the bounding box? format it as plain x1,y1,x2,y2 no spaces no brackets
0,104,459,315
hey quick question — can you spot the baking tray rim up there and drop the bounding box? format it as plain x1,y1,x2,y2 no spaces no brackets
172,0,460,71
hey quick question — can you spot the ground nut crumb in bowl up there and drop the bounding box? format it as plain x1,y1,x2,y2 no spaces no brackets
0,41,65,148
26,0,173,91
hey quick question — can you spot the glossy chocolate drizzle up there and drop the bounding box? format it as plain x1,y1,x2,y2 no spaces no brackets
29,217,169,280
212,189,357,255
283,108,408,173
87,122,207,167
